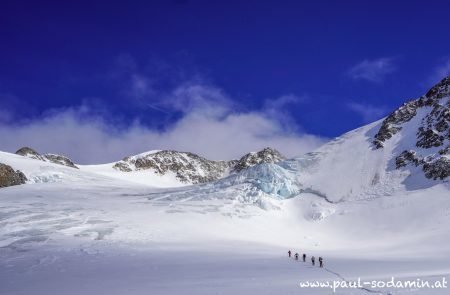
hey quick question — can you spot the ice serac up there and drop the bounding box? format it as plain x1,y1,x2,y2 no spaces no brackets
217,162,300,198
15,147,79,169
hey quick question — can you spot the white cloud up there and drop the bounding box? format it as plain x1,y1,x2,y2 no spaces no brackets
348,57,396,82
347,102,388,123
0,83,326,164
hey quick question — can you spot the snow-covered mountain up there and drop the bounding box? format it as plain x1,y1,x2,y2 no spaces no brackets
15,146,79,169
1,147,285,188
111,150,235,184
2,78,449,196
103,147,285,186
291,76,449,202
149,76,449,204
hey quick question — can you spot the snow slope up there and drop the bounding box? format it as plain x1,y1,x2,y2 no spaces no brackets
81,161,185,188
0,167,449,294
1,146,449,294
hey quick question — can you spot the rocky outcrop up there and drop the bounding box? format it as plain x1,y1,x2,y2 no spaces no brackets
0,163,27,188
113,148,286,184
15,147,46,161
15,147,78,169
423,158,450,180
43,154,78,169
395,150,422,168
373,100,420,148
232,147,285,173
395,150,449,180
113,150,234,184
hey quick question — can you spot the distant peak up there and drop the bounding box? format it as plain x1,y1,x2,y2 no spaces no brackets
15,146,40,157
232,147,285,173
15,146,78,169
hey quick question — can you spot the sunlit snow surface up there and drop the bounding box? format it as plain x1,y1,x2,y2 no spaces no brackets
0,118,449,294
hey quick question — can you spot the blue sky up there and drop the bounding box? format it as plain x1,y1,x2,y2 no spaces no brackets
1,0,450,163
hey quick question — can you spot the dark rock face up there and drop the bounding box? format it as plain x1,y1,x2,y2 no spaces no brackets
416,100,450,149
15,147,78,169
374,76,450,151
232,147,285,173
395,150,422,168
423,158,450,180
395,150,449,180
15,147,46,161
374,76,450,180
113,162,132,172
0,163,27,188
373,100,419,148
416,128,445,148
113,148,286,184
43,154,78,169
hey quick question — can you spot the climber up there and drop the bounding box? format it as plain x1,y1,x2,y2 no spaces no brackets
288,250,291,258
302,253,306,262
311,256,315,266
319,257,323,268
295,253,299,260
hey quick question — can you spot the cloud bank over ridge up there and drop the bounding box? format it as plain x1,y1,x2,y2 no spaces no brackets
0,81,326,164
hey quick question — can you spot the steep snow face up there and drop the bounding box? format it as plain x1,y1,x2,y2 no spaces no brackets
15,147,78,169
289,121,396,202
280,77,450,202
373,76,449,180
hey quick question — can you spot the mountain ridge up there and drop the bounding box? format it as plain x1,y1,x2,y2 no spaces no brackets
112,147,285,184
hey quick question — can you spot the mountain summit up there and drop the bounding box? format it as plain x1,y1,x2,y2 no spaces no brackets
373,76,449,180
15,147,79,169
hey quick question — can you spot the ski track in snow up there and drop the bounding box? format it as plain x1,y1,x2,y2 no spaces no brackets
324,267,384,294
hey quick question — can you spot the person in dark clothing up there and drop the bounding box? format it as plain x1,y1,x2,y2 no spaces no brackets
319,257,323,268
294,253,299,260
288,250,291,257
302,253,306,262
311,256,315,266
